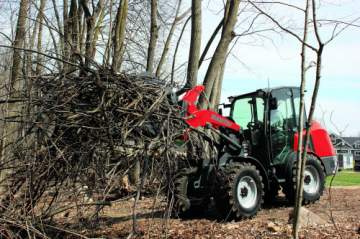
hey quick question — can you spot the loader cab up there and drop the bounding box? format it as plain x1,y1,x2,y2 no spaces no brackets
229,87,303,166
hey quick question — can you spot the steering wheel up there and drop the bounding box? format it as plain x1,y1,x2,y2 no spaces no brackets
247,121,262,130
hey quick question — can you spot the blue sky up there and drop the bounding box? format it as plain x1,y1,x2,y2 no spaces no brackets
193,0,360,136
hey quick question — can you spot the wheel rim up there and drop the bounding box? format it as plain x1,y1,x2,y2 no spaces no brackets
303,165,320,195
237,176,258,209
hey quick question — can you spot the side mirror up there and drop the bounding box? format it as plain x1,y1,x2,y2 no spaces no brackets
269,97,278,110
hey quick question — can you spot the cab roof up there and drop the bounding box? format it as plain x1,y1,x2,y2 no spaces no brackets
228,86,300,100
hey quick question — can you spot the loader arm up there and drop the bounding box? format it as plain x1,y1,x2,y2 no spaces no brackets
181,85,240,132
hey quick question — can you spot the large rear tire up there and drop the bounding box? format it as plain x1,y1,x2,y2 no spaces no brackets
283,155,325,204
215,162,264,220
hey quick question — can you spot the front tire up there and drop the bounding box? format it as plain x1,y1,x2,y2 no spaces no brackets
283,155,325,204
215,162,264,220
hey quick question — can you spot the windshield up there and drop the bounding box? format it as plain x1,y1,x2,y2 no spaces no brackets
231,97,264,129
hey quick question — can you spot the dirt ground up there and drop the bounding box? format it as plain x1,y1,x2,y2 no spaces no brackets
88,187,360,239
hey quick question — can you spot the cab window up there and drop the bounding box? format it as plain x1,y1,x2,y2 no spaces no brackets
270,89,295,130
231,97,264,129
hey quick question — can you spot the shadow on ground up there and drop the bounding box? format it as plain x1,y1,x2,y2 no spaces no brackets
97,194,294,227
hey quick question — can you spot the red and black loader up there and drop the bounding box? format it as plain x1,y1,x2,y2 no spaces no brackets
172,85,337,219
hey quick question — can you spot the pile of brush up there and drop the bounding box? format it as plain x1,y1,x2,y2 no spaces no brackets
0,69,214,237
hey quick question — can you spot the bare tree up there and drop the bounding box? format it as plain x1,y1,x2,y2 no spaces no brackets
0,0,29,197
248,1,359,238
81,0,105,67
35,0,46,75
112,0,128,72
293,1,326,237
146,0,158,73
63,0,70,64
209,0,231,109
293,0,311,238
198,18,224,68
185,0,201,88
10,0,29,88
199,0,240,109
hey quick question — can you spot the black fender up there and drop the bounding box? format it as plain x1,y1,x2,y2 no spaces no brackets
310,152,329,175
226,156,270,192
284,151,326,179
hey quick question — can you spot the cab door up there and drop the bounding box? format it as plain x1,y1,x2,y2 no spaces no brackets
269,88,298,165
231,95,270,167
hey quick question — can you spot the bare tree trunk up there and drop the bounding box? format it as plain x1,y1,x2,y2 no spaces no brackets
155,0,183,77
81,0,104,67
171,16,191,84
199,0,240,109
35,0,46,75
185,0,201,88
198,18,223,68
51,0,62,37
10,0,28,89
91,9,106,59
292,1,310,238
146,0,158,73
80,14,87,55
208,1,231,109
0,0,29,196
63,0,71,66
293,1,324,238
210,60,226,109
81,0,93,66
77,0,84,52
111,0,128,72
104,0,114,66
26,8,38,76
69,0,79,53
51,0,64,69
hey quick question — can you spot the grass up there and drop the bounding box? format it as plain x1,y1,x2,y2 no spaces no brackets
326,170,360,186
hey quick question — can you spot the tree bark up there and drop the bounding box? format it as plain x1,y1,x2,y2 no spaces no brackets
146,0,158,74
111,0,128,72
1,0,29,197
35,0,46,75
104,0,114,66
10,0,28,89
199,0,240,109
63,0,71,65
208,1,231,109
293,1,325,238
210,60,226,109
80,14,87,55
91,8,106,59
292,0,310,238
77,0,84,52
69,0,79,53
51,0,64,69
198,18,223,68
81,0,104,67
185,0,201,88
26,6,39,75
